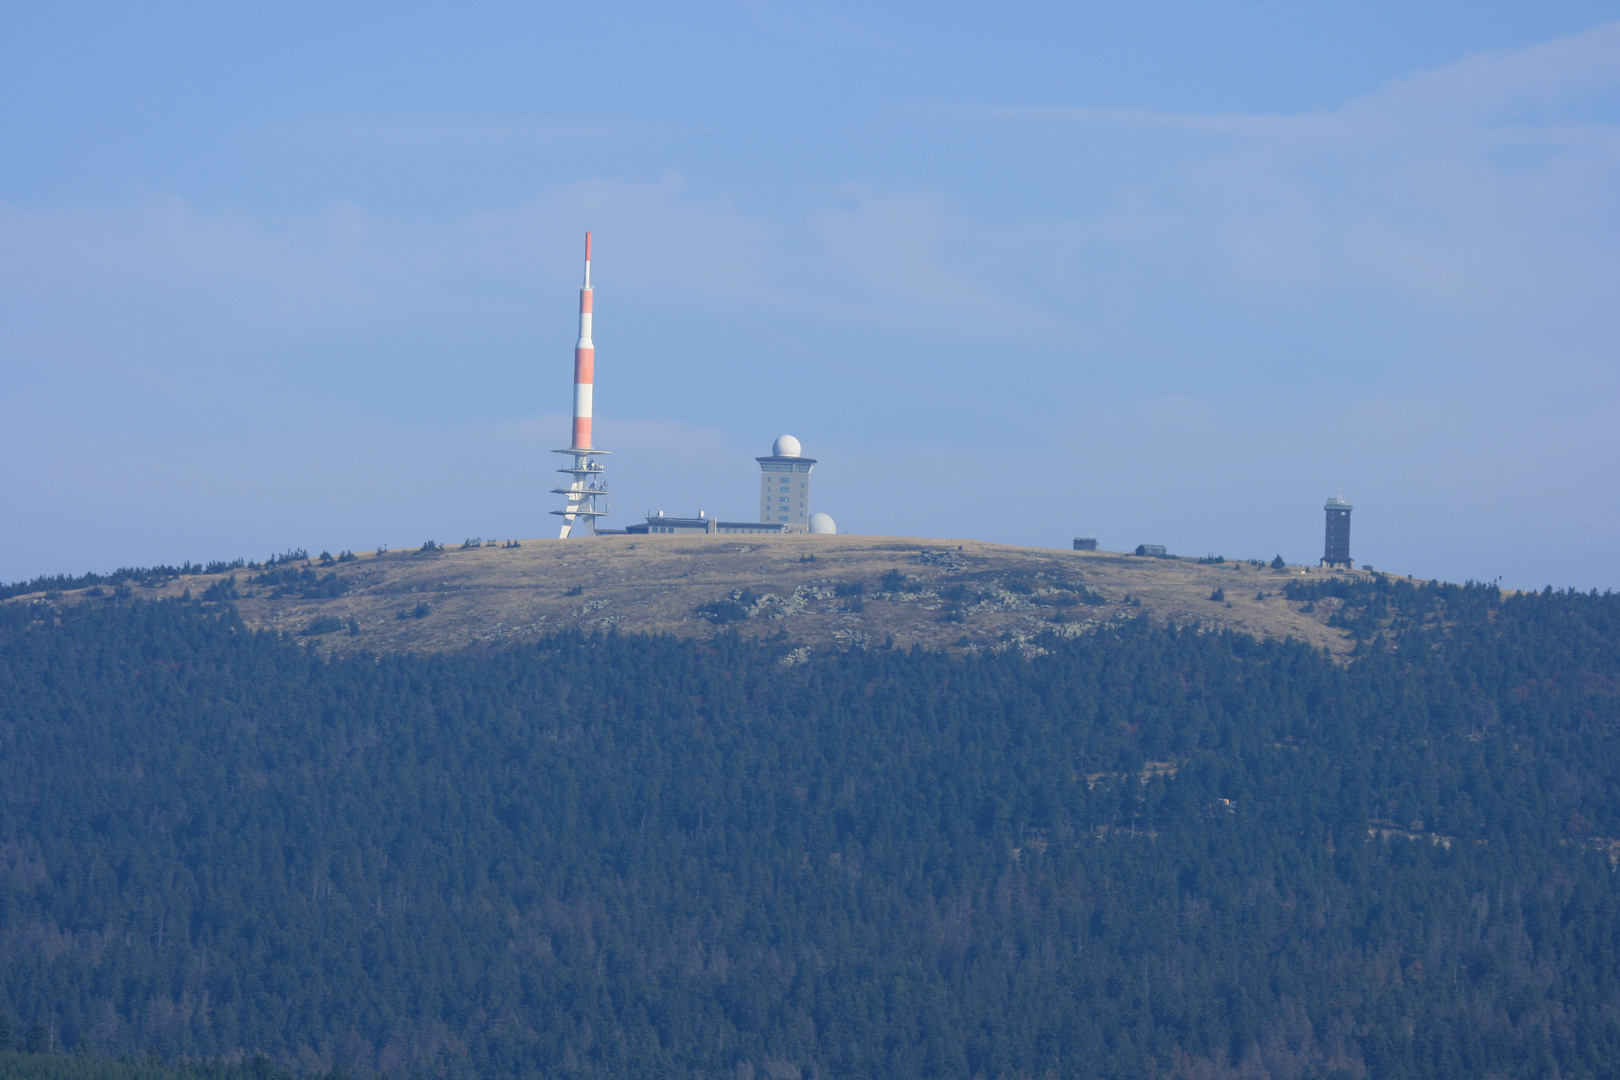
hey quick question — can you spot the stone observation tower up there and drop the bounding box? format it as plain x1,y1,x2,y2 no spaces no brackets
756,435,816,533
1321,494,1353,569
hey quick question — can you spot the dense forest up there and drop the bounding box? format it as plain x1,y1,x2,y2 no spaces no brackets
0,1044,320,1080
1,578,1618,1079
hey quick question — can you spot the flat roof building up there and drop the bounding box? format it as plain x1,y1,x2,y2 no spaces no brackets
625,512,788,536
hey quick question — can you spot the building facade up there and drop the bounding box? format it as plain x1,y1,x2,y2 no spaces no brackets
1322,495,1353,568
756,435,816,532
625,512,788,536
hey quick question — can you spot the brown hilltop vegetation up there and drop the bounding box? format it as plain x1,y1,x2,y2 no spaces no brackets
20,535,1391,657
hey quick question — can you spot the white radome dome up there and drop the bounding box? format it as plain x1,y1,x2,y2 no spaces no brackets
772,434,802,458
808,512,836,535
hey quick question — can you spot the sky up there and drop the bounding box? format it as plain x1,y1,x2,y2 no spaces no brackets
2,2,1618,590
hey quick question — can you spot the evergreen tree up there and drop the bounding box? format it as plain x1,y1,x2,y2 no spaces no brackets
0,586,1616,1078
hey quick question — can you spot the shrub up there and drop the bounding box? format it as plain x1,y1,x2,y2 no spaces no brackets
1042,580,1108,605
1271,554,1286,569
697,599,749,624
249,568,349,599
1210,587,1226,602
697,589,758,625
202,576,239,602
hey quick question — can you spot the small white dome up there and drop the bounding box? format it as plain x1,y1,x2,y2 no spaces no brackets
808,512,836,535
772,434,802,458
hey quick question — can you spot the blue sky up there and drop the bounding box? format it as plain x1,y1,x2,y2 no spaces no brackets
2,2,1617,589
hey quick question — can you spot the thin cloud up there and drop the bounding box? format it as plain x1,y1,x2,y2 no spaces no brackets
901,21,1620,136
253,115,687,155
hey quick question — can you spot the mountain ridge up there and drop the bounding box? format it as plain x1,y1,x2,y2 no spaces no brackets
6,535,1390,657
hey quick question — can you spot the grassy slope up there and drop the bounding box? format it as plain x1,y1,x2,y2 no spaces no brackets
9,536,1368,656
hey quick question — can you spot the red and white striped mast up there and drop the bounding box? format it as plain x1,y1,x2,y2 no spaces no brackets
551,231,609,537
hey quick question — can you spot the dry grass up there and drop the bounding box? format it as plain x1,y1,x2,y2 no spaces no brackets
12,535,1386,658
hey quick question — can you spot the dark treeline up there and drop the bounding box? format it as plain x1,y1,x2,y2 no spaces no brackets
0,550,342,603
0,1014,354,1080
1,584,1619,1079
0,549,364,604
0,565,241,604
0,1047,343,1080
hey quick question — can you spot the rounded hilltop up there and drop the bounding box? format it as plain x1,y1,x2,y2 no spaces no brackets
10,536,1393,658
